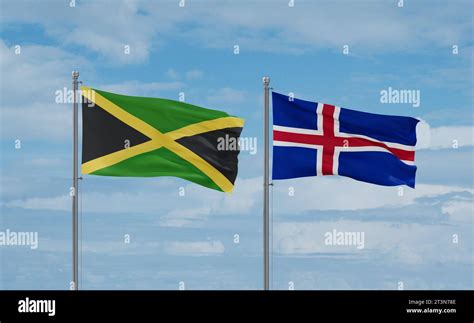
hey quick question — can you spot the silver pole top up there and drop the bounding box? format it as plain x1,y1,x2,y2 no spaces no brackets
72,70,80,79
262,76,270,85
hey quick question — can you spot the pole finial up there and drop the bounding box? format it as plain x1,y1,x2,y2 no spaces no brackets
262,76,270,85
72,70,80,79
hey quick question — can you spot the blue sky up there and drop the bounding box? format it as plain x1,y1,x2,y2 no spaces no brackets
0,0,472,290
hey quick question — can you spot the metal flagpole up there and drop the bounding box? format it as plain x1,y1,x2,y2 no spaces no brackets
262,76,270,290
72,70,79,291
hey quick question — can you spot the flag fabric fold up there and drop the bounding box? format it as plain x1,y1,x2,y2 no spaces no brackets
272,92,419,188
81,86,244,192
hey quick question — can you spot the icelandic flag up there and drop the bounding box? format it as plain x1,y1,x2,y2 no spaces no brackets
272,92,419,188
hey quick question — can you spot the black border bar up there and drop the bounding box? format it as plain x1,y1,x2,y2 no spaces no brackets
0,290,472,321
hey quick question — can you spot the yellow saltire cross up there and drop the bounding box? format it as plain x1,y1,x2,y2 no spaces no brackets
81,86,244,193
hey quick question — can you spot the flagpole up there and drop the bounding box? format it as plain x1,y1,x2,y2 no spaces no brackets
262,76,270,290
72,70,79,291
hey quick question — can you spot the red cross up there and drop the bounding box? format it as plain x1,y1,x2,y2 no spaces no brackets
273,104,415,175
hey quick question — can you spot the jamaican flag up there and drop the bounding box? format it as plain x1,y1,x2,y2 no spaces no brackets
81,86,244,192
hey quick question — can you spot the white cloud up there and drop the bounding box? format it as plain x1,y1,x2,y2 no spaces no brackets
27,158,64,167
4,191,159,213
0,40,88,141
98,80,184,97
3,0,470,62
5,194,69,211
38,239,162,256
3,177,262,222
164,240,225,256
158,206,211,228
158,218,197,228
0,40,186,141
166,68,179,80
56,1,158,64
272,177,472,213
1,1,166,63
1,102,72,141
172,1,471,54
416,122,473,150
163,68,203,83
428,126,474,150
441,200,473,222
159,177,262,227
5,173,471,230
414,119,431,149
0,39,89,106
185,69,204,81
207,87,247,104
274,219,471,265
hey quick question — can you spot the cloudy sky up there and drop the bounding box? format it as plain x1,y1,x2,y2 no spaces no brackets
0,0,472,290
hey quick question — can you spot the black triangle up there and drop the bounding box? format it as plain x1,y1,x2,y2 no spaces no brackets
82,99,151,164
176,127,243,184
